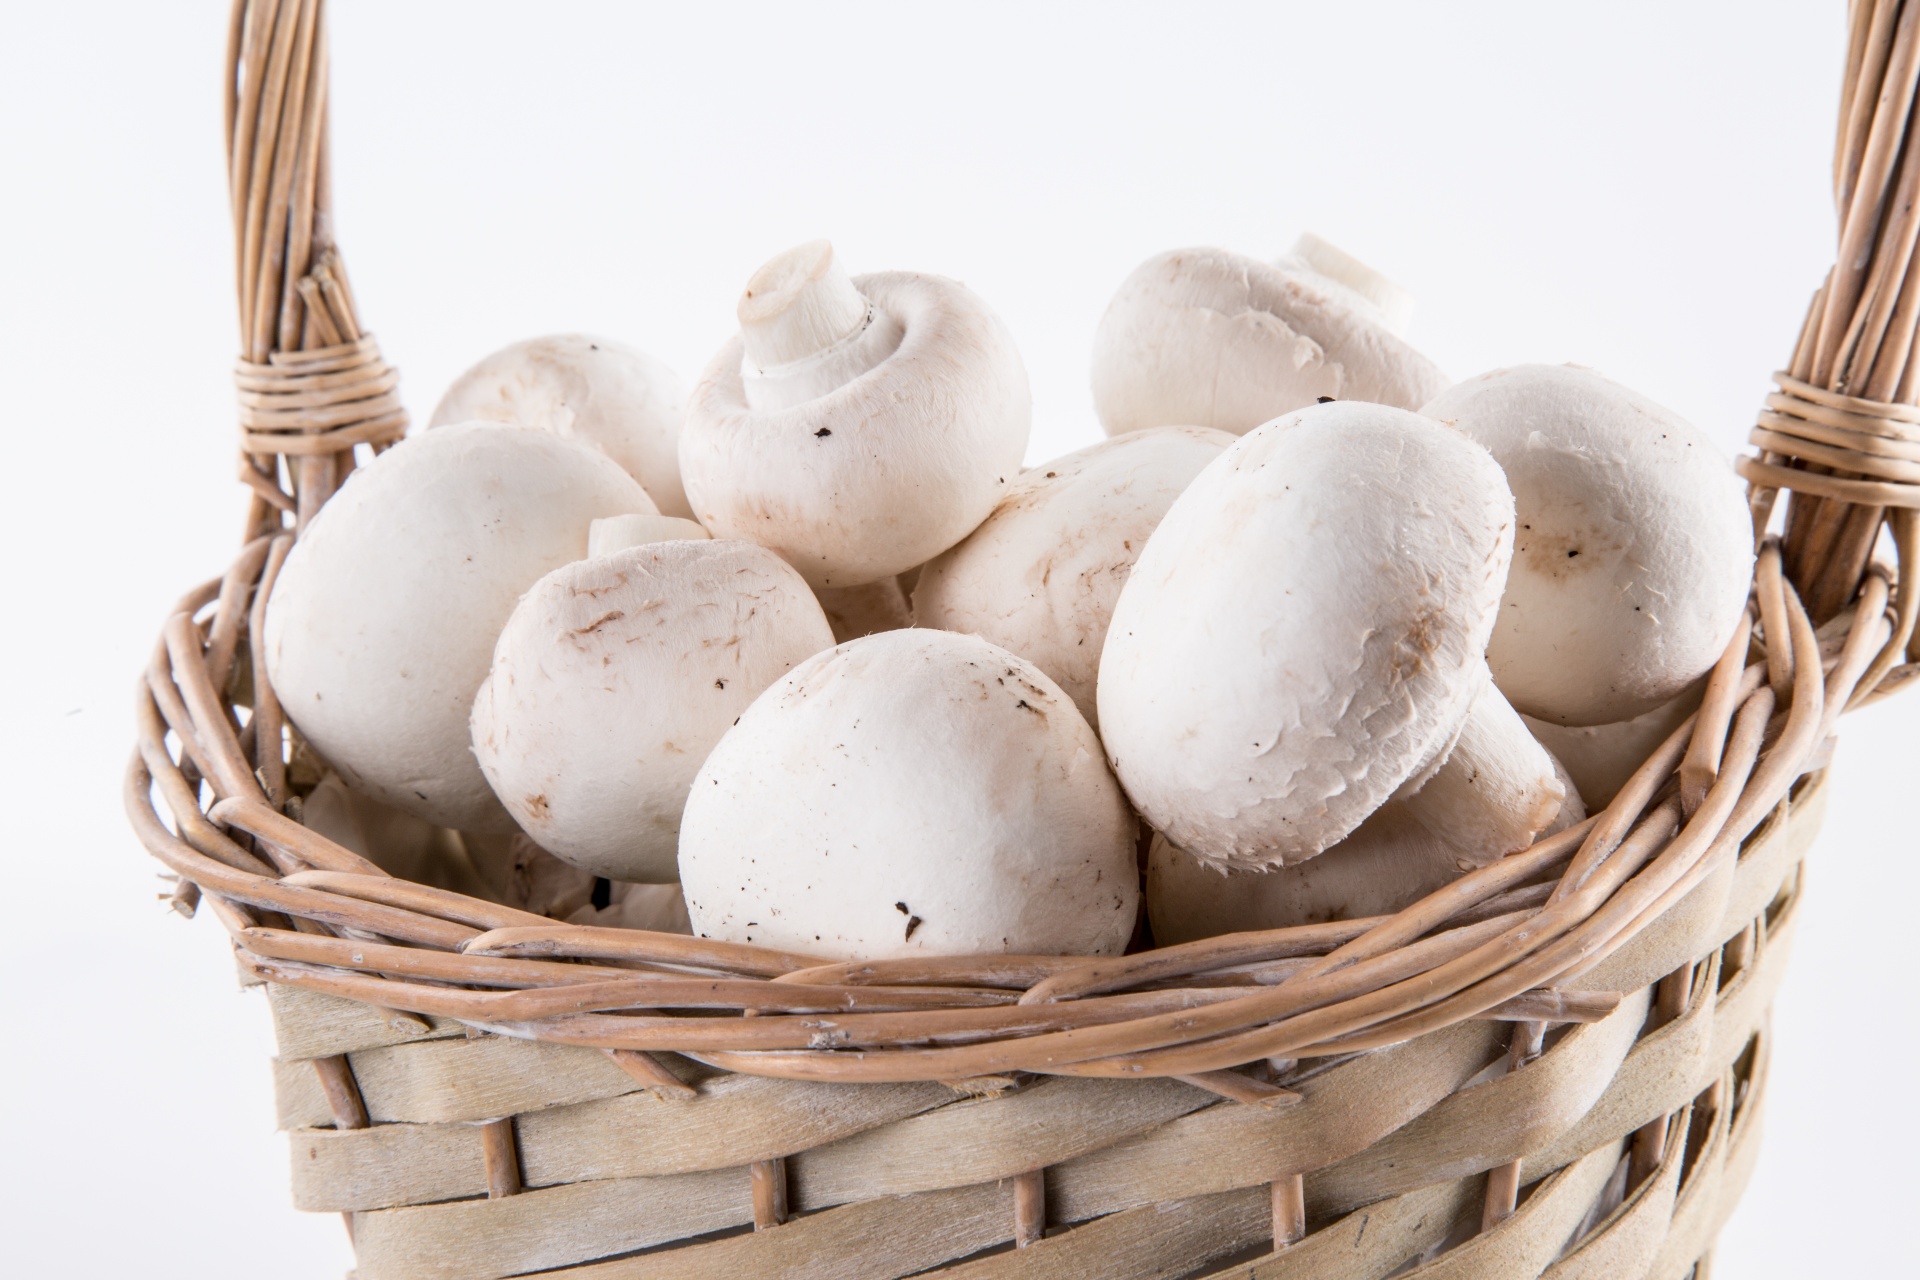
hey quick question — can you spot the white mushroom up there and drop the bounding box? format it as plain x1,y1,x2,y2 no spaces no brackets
265,424,655,830
912,425,1235,728
678,628,1139,960
430,333,694,517
1523,679,1706,809
471,524,834,882
816,578,914,644
1091,236,1447,438
1096,401,1515,870
1395,666,1567,860
1421,364,1753,726
1148,763,1586,942
680,240,1031,588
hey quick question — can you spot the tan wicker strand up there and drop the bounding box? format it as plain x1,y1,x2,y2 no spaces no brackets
127,2,1920,1275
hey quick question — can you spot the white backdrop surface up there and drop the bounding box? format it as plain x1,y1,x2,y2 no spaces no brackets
3,2,1914,1276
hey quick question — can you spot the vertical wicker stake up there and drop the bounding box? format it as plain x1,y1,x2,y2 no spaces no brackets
1744,0,1920,638
1271,1173,1306,1249
1012,1168,1046,1247
225,0,406,542
750,1158,789,1230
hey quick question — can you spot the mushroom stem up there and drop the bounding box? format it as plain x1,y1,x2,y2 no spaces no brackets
737,240,904,411
1287,233,1415,336
1397,670,1567,864
587,514,710,558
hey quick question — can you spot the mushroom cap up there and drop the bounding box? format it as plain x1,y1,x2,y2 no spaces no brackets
1421,364,1754,726
1523,678,1706,809
1146,807,1465,943
471,539,834,882
678,628,1139,961
1097,401,1515,870
913,425,1236,729
680,271,1031,589
1090,247,1448,438
431,333,693,518
264,424,656,830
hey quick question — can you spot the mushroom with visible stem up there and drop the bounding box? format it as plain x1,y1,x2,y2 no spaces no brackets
431,333,694,518
1091,235,1447,438
264,424,656,831
913,425,1235,729
471,517,835,883
1421,364,1753,726
680,240,1030,588
1097,400,1515,870
678,629,1139,960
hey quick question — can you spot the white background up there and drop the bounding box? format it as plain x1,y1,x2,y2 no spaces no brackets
4,2,1914,1275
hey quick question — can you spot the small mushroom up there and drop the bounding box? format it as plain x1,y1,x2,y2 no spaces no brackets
678,629,1139,960
1421,364,1753,726
912,425,1235,729
680,240,1031,588
815,578,914,644
1091,235,1447,437
1148,761,1585,942
265,424,656,830
430,333,693,517
471,519,834,882
1096,401,1515,870
1523,679,1706,809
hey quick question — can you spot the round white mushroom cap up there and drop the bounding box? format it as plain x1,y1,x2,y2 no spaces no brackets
430,334,693,518
1097,401,1516,871
1090,240,1447,438
681,244,1031,589
264,424,656,831
472,538,834,882
913,425,1236,729
679,628,1139,960
1421,364,1754,726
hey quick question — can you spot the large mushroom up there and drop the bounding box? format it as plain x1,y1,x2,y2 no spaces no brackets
1421,364,1753,726
431,333,693,518
265,424,655,830
912,425,1235,728
680,240,1031,588
1096,401,1516,870
678,629,1139,960
1091,235,1448,437
471,519,834,882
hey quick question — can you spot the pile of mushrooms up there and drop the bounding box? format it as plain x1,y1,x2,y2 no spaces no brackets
263,235,1753,961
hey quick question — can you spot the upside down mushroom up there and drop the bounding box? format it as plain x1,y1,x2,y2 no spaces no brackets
1091,235,1447,437
431,333,694,518
680,240,1030,588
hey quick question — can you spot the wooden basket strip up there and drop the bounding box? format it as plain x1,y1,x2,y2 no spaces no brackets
1539,1112,1688,1280
930,1184,1273,1280
1397,1140,1625,1280
267,983,464,1060
346,1165,757,1280
579,1182,1019,1280
786,1077,1211,1212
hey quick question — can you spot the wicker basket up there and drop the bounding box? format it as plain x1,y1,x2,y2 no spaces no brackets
131,4,1920,1277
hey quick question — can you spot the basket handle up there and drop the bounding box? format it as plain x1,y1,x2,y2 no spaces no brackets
1742,0,1920,644
226,0,406,538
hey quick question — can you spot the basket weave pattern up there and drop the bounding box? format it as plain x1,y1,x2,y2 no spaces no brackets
128,3,1920,1276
